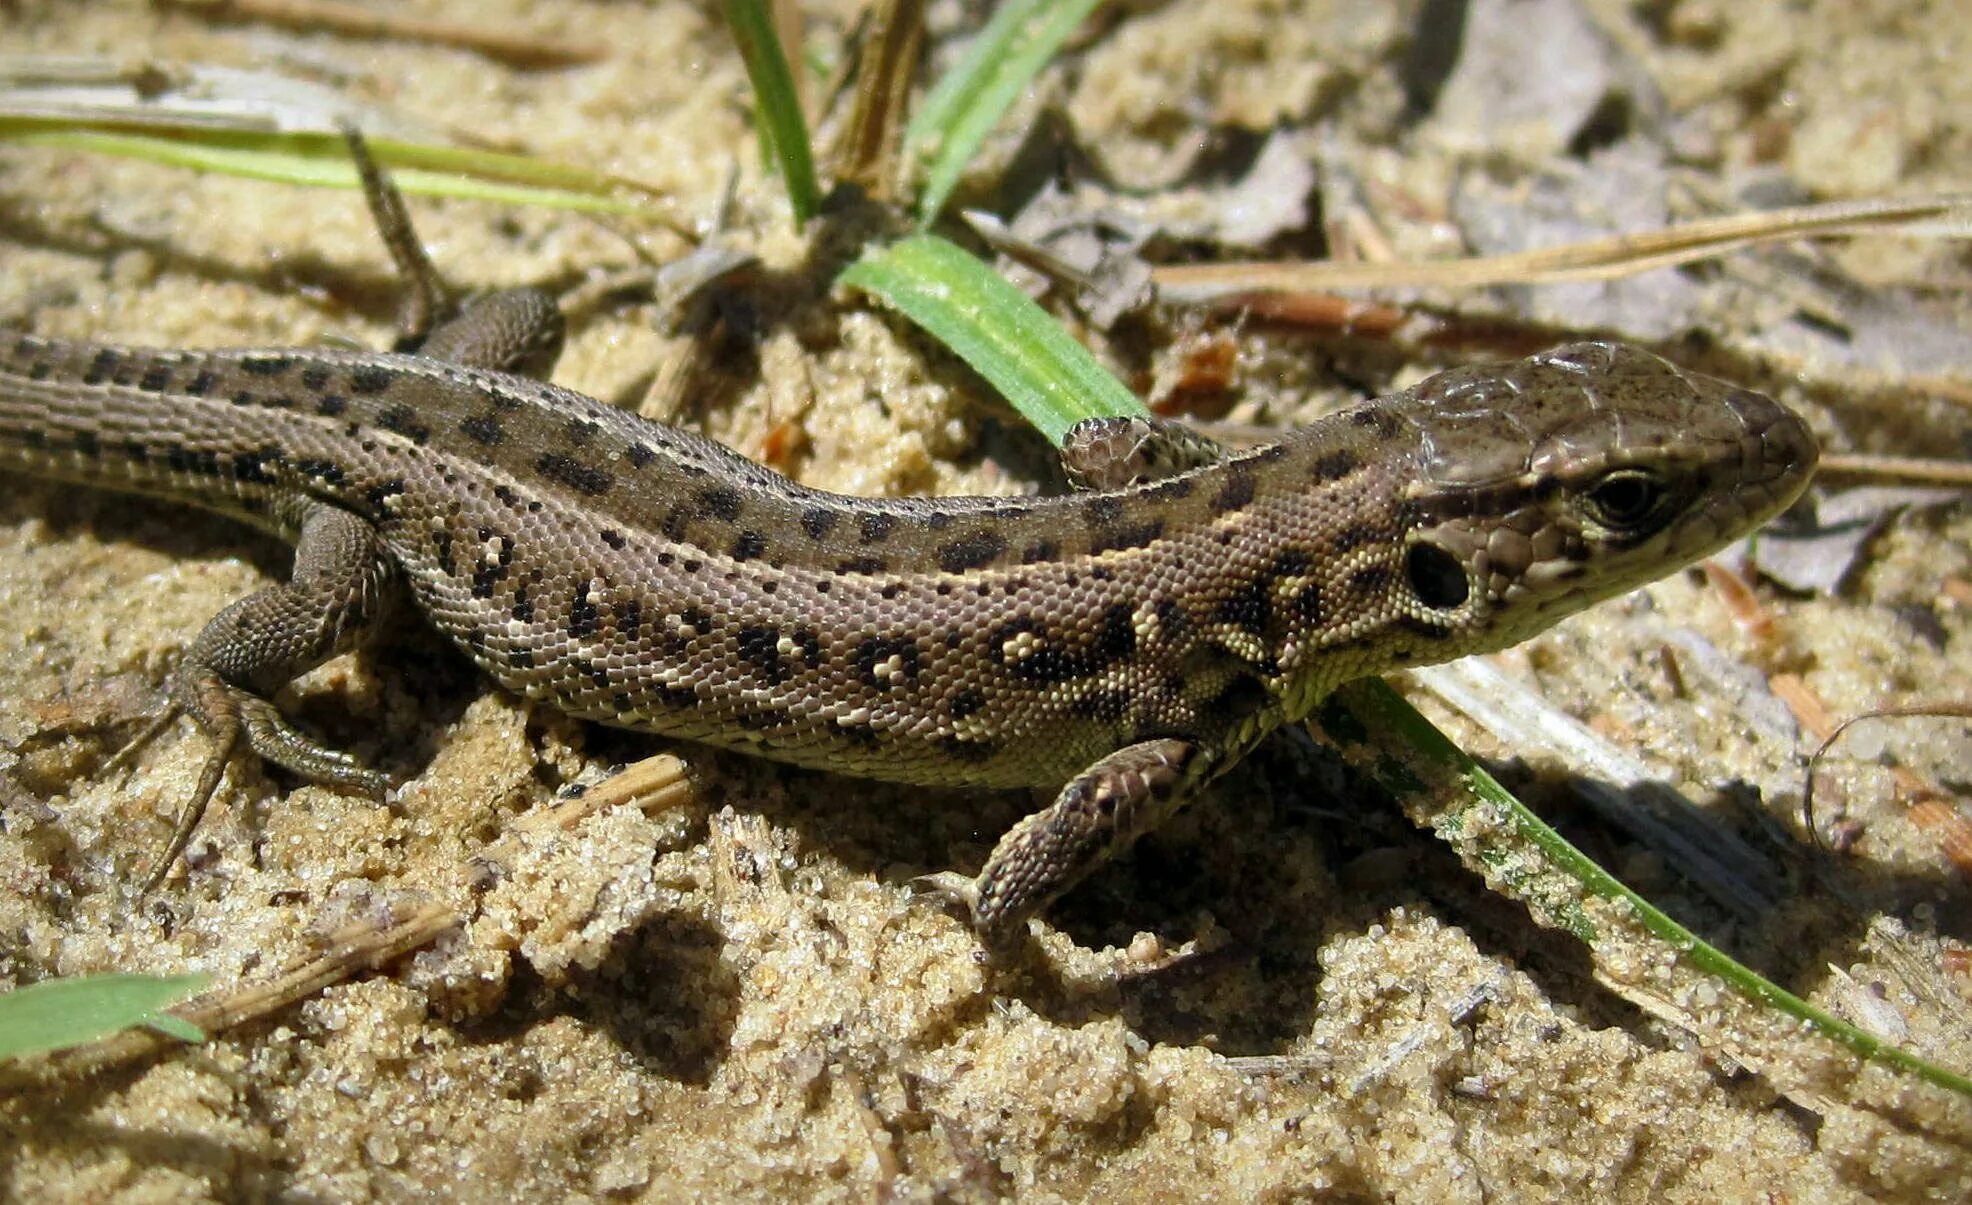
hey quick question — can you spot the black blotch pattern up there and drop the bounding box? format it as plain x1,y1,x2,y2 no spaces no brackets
855,636,921,689
238,355,294,377
1090,521,1165,555
1210,470,1256,514
461,415,505,446
731,530,768,562
937,530,1007,573
378,404,432,445
859,512,896,543
568,580,602,636
696,485,743,522
1312,449,1362,482
536,453,613,496
349,365,396,394
801,507,840,539
737,625,789,683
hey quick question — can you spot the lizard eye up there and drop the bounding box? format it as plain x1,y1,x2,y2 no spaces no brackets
1585,469,1668,531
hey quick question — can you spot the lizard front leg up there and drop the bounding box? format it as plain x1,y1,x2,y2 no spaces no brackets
921,737,1220,953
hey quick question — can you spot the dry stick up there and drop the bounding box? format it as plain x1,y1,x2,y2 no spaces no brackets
162,0,608,69
1798,702,1972,867
1151,193,1972,299
1815,452,1972,489
36,755,695,1079
830,0,925,202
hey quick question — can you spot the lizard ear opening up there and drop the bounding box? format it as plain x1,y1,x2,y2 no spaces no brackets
1405,541,1469,609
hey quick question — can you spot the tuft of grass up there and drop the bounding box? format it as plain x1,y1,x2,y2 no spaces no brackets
0,972,208,1061
906,0,1102,223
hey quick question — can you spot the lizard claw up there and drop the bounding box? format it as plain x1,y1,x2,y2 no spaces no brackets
907,870,981,923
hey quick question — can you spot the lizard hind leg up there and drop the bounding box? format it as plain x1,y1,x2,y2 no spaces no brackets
143,501,398,891
918,737,1218,955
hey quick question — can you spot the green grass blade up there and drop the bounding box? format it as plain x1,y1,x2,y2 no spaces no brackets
1324,679,1972,1100
0,120,660,216
906,0,1102,222
838,232,1139,443
723,0,821,223
840,231,1972,1102
0,972,209,1061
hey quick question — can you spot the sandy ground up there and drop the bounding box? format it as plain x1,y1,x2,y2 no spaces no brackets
2,0,1970,1199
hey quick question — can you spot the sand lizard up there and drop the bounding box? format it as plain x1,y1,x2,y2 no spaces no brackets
0,170,1817,951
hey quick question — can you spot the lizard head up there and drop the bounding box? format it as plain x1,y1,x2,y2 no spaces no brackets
1361,342,1818,663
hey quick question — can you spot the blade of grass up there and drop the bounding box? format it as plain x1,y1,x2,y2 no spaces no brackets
724,0,820,224
0,972,209,1061
840,232,1972,1103
1319,679,1972,1101
905,0,1101,223
838,232,1139,443
0,120,665,216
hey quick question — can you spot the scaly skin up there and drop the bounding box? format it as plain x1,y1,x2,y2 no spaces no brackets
0,327,1817,947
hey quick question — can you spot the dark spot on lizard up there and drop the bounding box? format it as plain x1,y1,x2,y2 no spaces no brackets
461,414,505,446
737,625,789,684
568,580,602,636
536,453,613,496
836,557,889,575
348,365,396,395
301,365,332,391
948,688,986,721
82,349,120,385
731,529,768,562
1089,520,1165,555
696,485,743,522
566,417,602,444
936,530,1007,573
510,589,534,623
137,364,172,393
858,512,896,543
492,484,522,509
1351,408,1403,439
1082,495,1124,526
600,528,627,550
365,479,406,510
238,355,294,377
182,369,216,397
1271,549,1314,578
1210,470,1256,515
315,395,348,417
1311,448,1362,482
1214,579,1273,635
1348,565,1394,594
378,404,432,445
1292,583,1324,624
801,507,840,539
1020,539,1061,565
229,444,284,483
434,530,456,576
855,636,921,690
1150,477,1194,501
1329,523,1383,555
